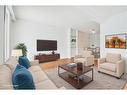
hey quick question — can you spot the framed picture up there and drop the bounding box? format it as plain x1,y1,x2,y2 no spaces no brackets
105,33,127,49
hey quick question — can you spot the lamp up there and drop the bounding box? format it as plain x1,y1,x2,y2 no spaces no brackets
11,49,23,57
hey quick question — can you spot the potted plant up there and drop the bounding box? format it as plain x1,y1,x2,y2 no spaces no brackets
15,43,27,56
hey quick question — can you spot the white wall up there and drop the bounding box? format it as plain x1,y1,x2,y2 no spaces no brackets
70,28,77,57
100,11,127,73
10,19,69,60
0,6,4,63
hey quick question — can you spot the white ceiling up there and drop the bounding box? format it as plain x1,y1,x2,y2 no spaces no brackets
77,6,127,23
13,6,127,32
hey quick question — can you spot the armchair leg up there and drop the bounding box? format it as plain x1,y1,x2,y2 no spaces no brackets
116,73,124,79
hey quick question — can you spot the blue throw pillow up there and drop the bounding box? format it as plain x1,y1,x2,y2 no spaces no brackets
12,64,35,89
18,56,31,69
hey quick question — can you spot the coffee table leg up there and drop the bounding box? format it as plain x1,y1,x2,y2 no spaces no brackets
77,76,80,84
92,69,93,81
58,66,60,76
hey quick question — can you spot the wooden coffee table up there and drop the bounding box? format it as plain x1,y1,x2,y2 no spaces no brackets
58,63,93,89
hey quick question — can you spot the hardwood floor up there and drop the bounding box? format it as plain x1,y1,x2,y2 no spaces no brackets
40,58,99,70
39,58,72,70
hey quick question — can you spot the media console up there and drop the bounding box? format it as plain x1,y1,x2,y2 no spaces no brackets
34,53,60,63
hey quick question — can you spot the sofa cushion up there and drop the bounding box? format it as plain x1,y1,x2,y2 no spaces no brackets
99,62,116,72
5,57,18,72
12,64,35,89
106,53,121,63
0,65,13,89
35,80,57,89
29,70,49,84
18,56,31,69
29,66,42,72
59,86,66,89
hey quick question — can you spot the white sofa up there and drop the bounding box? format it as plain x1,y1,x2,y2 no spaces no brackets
74,50,94,66
98,53,125,78
0,57,64,89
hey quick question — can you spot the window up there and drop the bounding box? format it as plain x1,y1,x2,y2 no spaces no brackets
4,6,11,61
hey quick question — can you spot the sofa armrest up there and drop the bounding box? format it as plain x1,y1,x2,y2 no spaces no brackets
116,60,125,76
30,60,39,66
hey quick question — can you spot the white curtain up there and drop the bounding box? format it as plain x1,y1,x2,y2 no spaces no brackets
0,6,4,63
4,7,11,62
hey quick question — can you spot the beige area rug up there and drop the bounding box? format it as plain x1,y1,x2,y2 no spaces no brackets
44,67,127,89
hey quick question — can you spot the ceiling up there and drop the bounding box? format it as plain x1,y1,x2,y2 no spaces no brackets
13,6,127,32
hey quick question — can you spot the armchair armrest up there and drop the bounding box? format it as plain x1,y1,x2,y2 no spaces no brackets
98,58,106,64
116,60,125,76
98,58,106,68
74,55,83,59
86,55,94,66
30,60,39,66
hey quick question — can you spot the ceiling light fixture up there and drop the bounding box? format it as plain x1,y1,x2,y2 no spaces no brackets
91,29,96,34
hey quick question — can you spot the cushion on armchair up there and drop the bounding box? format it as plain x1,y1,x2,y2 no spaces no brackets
99,62,116,72
82,51,92,58
74,58,86,64
106,53,121,63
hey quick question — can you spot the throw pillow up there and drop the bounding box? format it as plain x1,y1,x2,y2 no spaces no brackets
12,64,35,89
18,56,31,69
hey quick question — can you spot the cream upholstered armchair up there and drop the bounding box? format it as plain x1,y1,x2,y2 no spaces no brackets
98,53,125,78
74,50,94,66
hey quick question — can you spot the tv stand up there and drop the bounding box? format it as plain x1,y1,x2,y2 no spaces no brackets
34,53,60,63
52,51,55,54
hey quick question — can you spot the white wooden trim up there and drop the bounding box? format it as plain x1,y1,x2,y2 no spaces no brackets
7,6,16,21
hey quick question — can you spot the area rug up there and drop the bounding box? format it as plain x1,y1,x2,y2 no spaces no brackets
44,67,127,89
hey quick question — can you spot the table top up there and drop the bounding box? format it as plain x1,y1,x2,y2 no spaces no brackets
58,63,93,76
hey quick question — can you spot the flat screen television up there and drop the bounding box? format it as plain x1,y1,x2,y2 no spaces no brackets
37,40,57,51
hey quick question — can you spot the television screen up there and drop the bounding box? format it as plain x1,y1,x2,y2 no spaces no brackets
37,40,57,51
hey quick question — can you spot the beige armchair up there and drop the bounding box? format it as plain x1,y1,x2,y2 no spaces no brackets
74,50,94,66
98,53,125,78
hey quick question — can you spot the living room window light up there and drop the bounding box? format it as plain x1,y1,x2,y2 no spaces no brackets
4,6,11,61
4,6,16,62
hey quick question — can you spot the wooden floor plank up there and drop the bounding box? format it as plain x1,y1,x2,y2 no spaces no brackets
39,58,72,70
